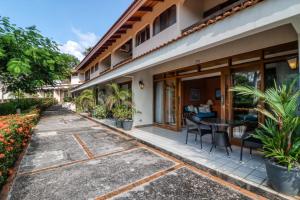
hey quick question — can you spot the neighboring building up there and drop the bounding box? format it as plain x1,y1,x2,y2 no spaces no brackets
40,73,81,103
0,73,80,103
71,0,300,130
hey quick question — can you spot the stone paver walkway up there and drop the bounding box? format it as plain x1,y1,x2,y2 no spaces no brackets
6,106,265,200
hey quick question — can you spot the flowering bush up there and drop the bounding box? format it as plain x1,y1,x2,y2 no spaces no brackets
0,98,55,189
0,110,39,188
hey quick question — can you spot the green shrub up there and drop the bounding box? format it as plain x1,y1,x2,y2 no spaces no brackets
63,96,73,102
93,105,107,119
0,98,56,115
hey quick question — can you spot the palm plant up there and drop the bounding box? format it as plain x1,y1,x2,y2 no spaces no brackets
105,83,132,109
231,78,300,170
75,89,95,112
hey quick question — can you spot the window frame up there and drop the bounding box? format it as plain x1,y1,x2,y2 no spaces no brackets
153,5,177,36
85,69,90,81
135,25,150,47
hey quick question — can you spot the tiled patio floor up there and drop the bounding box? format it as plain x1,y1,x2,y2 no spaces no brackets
99,119,279,195
128,126,267,186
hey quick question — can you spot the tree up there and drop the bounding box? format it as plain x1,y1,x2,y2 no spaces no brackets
75,89,95,112
105,83,132,109
83,46,93,56
0,16,79,94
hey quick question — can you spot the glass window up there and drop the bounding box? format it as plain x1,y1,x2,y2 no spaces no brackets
165,79,176,125
95,63,99,72
154,81,164,124
153,5,176,36
232,70,261,124
136,25,150,46
265,60,298,89
154,79,177,126
85,70,90,81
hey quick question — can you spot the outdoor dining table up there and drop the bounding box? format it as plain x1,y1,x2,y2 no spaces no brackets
199,118,244,156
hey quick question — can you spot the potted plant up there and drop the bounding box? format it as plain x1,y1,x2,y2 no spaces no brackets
112,105,127,128
122,106,139,131
105,83,132,127
92,104,107,119
231,78,300,196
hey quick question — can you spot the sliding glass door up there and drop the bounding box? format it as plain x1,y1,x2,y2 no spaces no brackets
154,81,164,124
231,67,262,124
154,79,179,130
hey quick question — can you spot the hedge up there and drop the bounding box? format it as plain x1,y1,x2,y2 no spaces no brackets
0,98,56,115
0,98,56,189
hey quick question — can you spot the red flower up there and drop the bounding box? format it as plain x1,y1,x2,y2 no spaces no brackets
5,146,13,151
0,153,5,159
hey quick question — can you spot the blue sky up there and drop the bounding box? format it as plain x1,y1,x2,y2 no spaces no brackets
0,0,133,60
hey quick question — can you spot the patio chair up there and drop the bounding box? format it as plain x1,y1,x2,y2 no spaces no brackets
240,131,263,161
185,117,213,149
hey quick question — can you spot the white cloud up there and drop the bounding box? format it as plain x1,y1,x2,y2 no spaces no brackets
59,28,99,61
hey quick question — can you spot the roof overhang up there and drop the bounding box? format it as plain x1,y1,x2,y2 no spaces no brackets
75,0,163,71
71,0,300,92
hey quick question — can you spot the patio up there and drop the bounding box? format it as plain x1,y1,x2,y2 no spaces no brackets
129,126,266,184
98,119,292,199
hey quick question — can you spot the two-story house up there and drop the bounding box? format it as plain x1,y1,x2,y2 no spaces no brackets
72,0,300,131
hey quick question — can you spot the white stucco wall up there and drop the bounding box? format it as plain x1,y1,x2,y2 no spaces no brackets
71,75,80,85
127,24,298,126
131,69,154,126
112,48,132,67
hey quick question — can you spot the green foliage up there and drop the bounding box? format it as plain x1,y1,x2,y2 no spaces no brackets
63,96,73,102
75,89,95,112
111,104,139,121
93,105,107,119
0,98,56,115
231,78,300,170
112,105,128,121
0,16,79,93
105,83,132,109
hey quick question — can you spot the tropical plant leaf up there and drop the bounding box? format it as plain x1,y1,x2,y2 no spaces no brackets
7,58,31,75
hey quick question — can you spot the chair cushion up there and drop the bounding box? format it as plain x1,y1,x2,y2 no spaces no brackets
197,112,215,119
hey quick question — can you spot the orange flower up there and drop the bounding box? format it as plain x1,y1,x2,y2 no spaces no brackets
0,153,5,159
17,127,23,133
5,146,13,151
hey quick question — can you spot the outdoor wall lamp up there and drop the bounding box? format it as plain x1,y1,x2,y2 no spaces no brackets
287,56,298,70
139,80,144,90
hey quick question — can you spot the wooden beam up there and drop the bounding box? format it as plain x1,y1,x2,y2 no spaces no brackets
111,35,121,39
138,6,153,12
121,24,133,29
128,16,141,22
107,39,116,42
116,30,127,34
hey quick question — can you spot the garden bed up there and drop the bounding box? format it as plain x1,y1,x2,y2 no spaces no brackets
0,98,56,190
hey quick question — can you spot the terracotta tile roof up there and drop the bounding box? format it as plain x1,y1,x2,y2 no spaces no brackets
73,0,264,91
